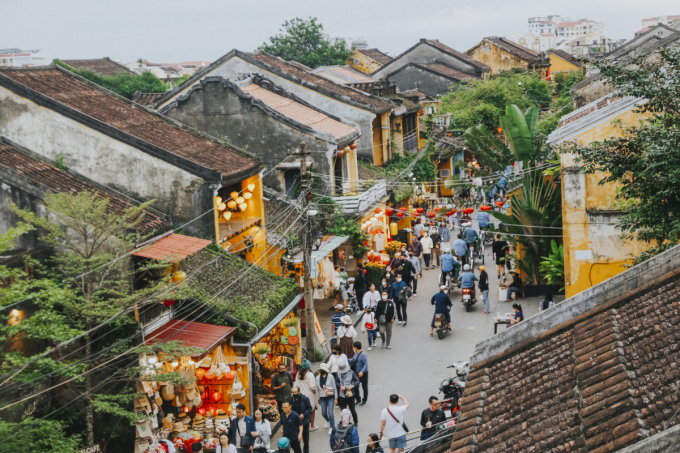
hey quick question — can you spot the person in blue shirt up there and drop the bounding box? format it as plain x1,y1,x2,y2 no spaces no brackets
438,222,451,245
348,341,369,406
452,234,468,264
430,285,452,336
477,211,490,230
229,403,257,451
389,275,409,325
439,250,460,285
463,227,479,261
511,303,524,325
458,264,478,298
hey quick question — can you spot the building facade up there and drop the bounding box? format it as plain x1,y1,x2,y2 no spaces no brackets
466,37,550,77
0,49,45,67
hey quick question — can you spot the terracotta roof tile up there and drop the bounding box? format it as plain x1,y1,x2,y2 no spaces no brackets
419,63,478,81
487,37,543,62
60,57,136,76
132,92,163,106
0,67,260,180
144,319,235,358
425,40,491,71
249,52,394,113
132,233,212,261
0,138,166,233
360,49,393,65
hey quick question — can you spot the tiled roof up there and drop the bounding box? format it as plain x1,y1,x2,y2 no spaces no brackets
451,264,680,453
0,137,167,233
425,40,491,71
550,49,583,67
419,63,477,81
240,81,358,140
60,57,136,76
131,91,164,106
0,67,260,181
328,66,375,83
360,49,393,65
249,52,394,113
144,319,236,358
400,88,437,102
132,233,212,261
486,37,542,61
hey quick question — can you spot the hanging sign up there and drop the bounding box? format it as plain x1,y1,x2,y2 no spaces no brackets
313,311,326,345
77,442,106,453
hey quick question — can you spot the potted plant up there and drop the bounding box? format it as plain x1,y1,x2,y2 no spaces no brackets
253,343,271,359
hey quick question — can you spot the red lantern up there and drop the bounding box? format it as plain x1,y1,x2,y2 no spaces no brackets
382,256,391,265
182,406,190,413
226,371,236,380
416,207,424,214
212,390,222,402
350,142,358,150
396,212,404,218
496,201,504,207
374,208,382,214
428,212,436,218
195,368,206,380
463,207,474,215
385,208,394,216
480,205,492,211
336,150,344,158
197,407,206,416
446,211,454,217
399,207,407,212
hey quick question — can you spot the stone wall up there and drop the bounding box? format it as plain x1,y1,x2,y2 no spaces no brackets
386,65,461,97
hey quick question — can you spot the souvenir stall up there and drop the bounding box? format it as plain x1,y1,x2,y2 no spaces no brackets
133,321,253,453
248,297,304,424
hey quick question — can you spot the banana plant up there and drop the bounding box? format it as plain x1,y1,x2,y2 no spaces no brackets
499,104,541,169
463,124,514,172
539,240,565,291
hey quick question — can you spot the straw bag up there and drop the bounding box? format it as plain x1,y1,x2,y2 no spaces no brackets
161,384,175,401
231,367,245,400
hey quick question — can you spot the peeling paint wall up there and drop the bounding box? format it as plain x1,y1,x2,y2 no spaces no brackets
348,50,383,74
572,79,614,108
0,86,214,233
468,43,531,74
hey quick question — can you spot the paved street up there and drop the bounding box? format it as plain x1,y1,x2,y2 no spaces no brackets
274,218,554,453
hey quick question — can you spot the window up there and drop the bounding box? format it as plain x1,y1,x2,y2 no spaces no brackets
440,169,451,178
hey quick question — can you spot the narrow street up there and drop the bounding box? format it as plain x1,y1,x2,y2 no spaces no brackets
275,217,546,452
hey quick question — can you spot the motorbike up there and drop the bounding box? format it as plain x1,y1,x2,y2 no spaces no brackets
433,313,451,339
461,287,477,312
439,361,470,418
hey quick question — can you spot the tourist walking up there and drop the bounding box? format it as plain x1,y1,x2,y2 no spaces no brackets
252,408,271,453
430,228,441,268
280,401,303,453
289,387,313,453
316,363,337,434
331,305,346,338
376,291,396,348
389,273,409,326
361,306,378,350
336,315,357,359
492,234,508,281
295,360,318,431
407,252,421,296
362,284,380,310
420,231,433,270
348,341,368,406
409,236,423,275
354,264,367,312
229,403,256,453
336,361,360,426
271,363,294,415
380,394,410,453
439,222,451,250
397,254,415,298
478,266,490,314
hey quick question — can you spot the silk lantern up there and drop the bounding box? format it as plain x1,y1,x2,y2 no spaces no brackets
243,192,252,200
416,207,424,214
239,203,247,212
230,191,239,201
223,212,232,221
212,390,222,402
247,183,255,192
198,407,206,416
236,197,245,204
195,369,206,380
215,196,222,205
218,203,226,211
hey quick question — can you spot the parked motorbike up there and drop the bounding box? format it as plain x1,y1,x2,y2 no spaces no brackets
433,313,451,339
461,287,477,312
439,361,469,417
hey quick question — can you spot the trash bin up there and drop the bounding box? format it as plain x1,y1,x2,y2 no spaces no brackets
498,287,508,302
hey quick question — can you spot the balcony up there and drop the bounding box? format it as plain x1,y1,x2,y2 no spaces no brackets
331,180,387,215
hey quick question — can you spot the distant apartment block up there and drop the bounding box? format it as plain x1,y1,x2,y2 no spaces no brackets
637,15,680,35
514,33,556,53
346,37,368,50
0,49,45,67
556,19,605,37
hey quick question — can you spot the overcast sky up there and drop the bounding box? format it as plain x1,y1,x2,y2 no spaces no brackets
3,0,678,64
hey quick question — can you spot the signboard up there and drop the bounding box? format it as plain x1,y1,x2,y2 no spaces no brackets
313,311,326,345
77,442,105,453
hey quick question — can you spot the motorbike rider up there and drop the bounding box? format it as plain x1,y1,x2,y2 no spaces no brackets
430,285,452,336
440,249,460,286
452,234,468,266
463,226,479,261
457,264,478,299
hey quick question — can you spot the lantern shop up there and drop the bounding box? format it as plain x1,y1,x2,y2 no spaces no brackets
249,295,305,423
134,322,254,452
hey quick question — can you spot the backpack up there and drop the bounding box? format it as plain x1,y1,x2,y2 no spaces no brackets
331,424,354,451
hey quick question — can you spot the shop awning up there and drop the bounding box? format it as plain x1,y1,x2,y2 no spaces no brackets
250,294,303,344
144,319,236,359
132,233,212,262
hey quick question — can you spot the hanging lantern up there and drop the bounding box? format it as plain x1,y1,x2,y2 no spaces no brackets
197,407,206,416
195,368,206,380
446,211,454,217
230,191,239,201
247,183,255,192
480,205,492,211
236,196,245,204
336,149,345,158
223,212,232,221
349,142,358,150
172,271,187,283
385,208,394,216
226,200,237,210
182,406,190,413
243,192,253,200
215,196,222,205
428,212,436,218
201,386,209,400
374,208,381,214
416,207,424,214
239,203,247,212
226,371,235,380
396,211,404,218
496,201,504,207
218,203,226,211
212,390,222,402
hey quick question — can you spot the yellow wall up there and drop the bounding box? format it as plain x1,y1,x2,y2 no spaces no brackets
392,115,404,155
468,43,531,74
561,109,651,298
439,158,453,196
348,50,383,74
549,54,581,74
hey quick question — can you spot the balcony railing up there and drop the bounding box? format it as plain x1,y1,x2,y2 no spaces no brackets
331,180,387,215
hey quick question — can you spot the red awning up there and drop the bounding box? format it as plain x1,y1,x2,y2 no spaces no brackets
132,233,212,262
144,320,236,358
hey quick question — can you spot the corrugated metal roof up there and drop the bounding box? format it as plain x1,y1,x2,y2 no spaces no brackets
144,319,236,358
132,233,212,261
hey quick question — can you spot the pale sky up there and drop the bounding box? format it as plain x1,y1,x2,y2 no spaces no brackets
3,0,678,65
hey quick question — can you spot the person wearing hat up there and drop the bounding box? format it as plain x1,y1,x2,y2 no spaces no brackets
505,271,523,302
430,285,452,336
336,315,357,359
336,359,360,427
331,304,346,339
316,362,337,434
229,403,256,452
478,266,490,314
295,359,318,431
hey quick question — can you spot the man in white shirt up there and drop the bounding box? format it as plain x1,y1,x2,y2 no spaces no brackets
362,283,380,310
420,232,434,270
380,394,410,452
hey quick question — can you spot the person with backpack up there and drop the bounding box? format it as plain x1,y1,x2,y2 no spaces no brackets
330,409,360,453
380,394,410,453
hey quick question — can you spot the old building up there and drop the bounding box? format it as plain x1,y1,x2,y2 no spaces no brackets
400,88,440,113
153,50,412,166
547,94,651,298
513,32,556,53
159,74,361,197
372,39,490,80
450,243,680,453
466,37,550,77
310,65,376,85
549,49,583,75
58,57,138,76
0,65,262,238
348,48,393,74
382,60,477,97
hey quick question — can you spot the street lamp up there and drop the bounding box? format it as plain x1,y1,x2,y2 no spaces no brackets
312,230,323,250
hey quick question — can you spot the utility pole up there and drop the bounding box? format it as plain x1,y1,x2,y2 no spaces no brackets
294,142,317,361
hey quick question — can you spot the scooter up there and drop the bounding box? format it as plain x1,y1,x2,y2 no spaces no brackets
433,313,451,339
438,361,469,418
461,287,477,312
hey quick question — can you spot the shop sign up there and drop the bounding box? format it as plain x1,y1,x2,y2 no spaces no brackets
77,442,106,453
313,312,326,345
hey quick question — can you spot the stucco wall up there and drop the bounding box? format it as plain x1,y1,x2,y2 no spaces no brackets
349,50,382,74
373,42,482,79
572,78,613,108
158,56,378,165
163,81,338,196
549,54,581,74
0,86,214,232
0,181,41,250
387,65,459,96
468,44,530,74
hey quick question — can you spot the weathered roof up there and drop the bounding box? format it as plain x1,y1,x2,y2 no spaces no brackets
400,88,438,103
550,49,583,67
144,319,236,359
451,250,680,453
60,57,137,76
0,66,261,182
482,37,542,62
312,65,375,84
0,137,167,233
419,62,478,81
425,39,491,71
131,91,164,106
359,48,393,65
132,233,212,261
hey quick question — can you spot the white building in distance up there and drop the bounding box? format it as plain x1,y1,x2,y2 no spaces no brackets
0,49,45,67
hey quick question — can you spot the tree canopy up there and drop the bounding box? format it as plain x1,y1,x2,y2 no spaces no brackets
259,17,354,69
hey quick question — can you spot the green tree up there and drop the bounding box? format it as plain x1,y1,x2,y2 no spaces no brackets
537,70,584,135
440,72,552,131
54,60,168,99
259,17,354,69
570,47,680,246
0,418,81,452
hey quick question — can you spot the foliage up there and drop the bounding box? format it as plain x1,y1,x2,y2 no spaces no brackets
539,240,565,291
538,70,584,135
500,105,545,168
325,214,370,259
463,124,515,172
440,72,552,131
259,17,353,69
55,153,68,172
363,263,386,287
625,243,678,267
54,59,168,99
0,418,81,452
0,222,34,254
570,47,680,245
